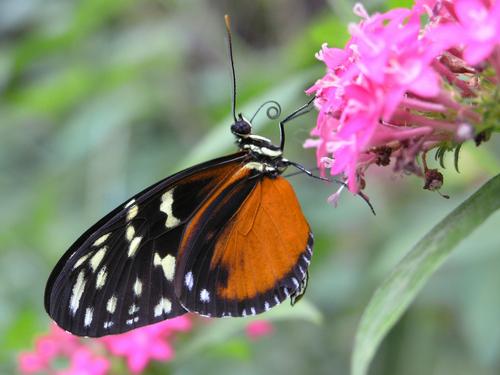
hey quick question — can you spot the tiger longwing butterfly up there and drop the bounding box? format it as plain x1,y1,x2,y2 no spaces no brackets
45,15,314,337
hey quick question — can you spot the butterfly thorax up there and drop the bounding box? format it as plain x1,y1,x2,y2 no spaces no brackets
231,116,288,176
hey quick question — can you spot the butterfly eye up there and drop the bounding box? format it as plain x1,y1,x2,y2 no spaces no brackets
230,116,252,135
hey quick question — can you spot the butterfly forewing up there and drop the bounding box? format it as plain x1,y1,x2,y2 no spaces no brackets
174,174,313,318
45,152,247,336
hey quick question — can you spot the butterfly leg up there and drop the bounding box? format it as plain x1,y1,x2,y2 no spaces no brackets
286,161,343,184
285,161,377,215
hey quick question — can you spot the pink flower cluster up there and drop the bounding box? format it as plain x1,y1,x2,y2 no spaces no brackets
306,0,500,195
18,324,109,375
18,317,192,375
19,317,275,374
100,317,191,373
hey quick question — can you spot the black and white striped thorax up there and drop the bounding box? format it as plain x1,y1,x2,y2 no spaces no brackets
232,116,288,177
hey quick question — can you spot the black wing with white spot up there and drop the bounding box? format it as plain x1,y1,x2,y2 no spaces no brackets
45,152,246,337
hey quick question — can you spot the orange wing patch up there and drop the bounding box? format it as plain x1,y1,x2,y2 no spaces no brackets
177,166,254,259
211,176,310,301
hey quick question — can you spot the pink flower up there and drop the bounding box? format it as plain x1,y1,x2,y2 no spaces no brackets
56,348,109,375
161,314,192,334
246,320,274,340
100,316,192,374
42,324,81,355
18,352,47,374
20,318,193,375
454,0,500,64
18,324,84,374
306,1,499,196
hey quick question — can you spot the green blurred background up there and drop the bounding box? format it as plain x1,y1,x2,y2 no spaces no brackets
1,0,500,374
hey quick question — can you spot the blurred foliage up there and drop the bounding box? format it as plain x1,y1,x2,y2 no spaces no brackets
0,0,499,374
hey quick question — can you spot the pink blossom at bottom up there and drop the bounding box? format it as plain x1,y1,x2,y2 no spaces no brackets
18,324,86,374
56,348,109,375
99,316,192,374
246,320,274,340
18,352,47,374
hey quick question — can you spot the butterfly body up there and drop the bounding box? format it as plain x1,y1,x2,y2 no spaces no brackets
45,115,313,337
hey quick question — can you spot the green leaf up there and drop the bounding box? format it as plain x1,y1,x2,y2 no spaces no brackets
175,298,322,362
351,173,500,375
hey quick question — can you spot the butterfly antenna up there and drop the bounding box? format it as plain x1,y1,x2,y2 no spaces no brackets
225,15,238,123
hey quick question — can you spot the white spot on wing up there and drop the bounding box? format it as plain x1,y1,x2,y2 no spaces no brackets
160,189,181,229
133,278,142,296
264,302,270,311
104,321,114,329
302,254,310,265
299,266,305,277
125,199,136,208
154,297,172,317
292,278,299,289
274,296,280,305
106,295,117,314
250,307,256,315
126,225,135,242
306,245,312,256
128,237,142,257
90,247,107,272
126,204,139,221
185,271,194,291
84,307,93,327
69,271,86,315
73,253,92,269
128,304,139,315
153,253,176,281
126,316,139,325
95,266,107,290
93,234,110,247
200,289,210,303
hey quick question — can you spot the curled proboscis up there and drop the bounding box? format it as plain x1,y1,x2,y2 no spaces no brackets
250,100,282,123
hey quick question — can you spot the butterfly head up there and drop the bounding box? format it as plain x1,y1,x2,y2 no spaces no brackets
230,114,252,137
230,113,282,157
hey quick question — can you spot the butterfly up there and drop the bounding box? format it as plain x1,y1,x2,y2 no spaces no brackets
44,16,315,337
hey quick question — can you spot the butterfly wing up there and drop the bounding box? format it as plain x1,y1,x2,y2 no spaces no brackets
174,173,313,317
45,152,247,337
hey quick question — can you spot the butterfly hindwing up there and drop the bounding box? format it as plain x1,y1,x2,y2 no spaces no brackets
174,173,313,317
45,152,247,336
